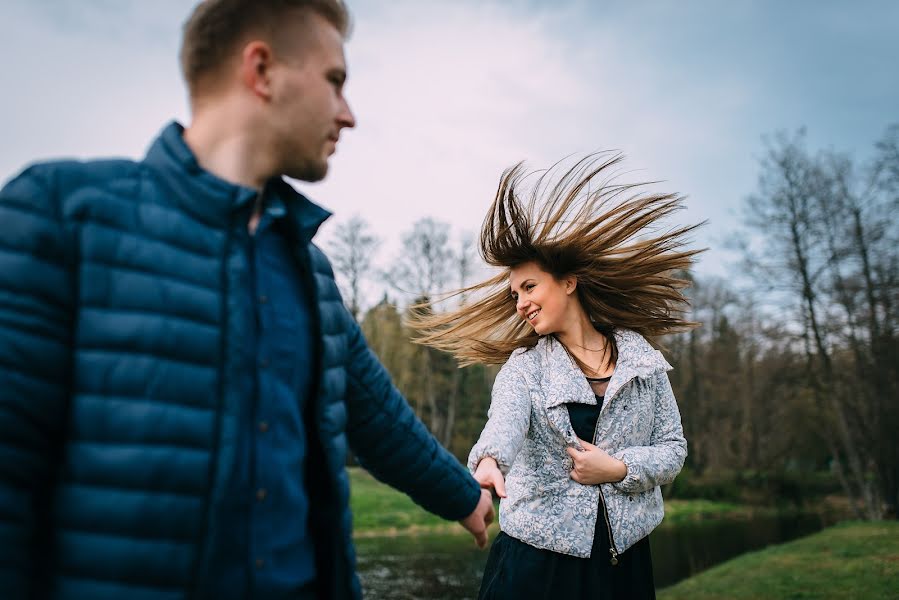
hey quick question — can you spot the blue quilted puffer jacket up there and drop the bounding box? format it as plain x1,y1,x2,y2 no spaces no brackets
0,122,480,600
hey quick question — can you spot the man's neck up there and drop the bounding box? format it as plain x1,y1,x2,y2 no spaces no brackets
183,110,272,191
184,111,274,234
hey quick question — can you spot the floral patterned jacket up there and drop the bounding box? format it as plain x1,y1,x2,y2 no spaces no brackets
468,329,687,558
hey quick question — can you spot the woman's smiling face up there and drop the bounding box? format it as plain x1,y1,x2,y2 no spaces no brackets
509,261,575,336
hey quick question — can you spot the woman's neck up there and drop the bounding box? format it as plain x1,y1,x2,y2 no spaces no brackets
555,311,614,377
555,307,605,351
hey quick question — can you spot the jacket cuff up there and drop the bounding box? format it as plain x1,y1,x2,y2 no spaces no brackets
439,468,483,521
610,449,646,493
467,448,510,476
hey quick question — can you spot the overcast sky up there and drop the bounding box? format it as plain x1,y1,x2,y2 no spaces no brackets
1,1,897,298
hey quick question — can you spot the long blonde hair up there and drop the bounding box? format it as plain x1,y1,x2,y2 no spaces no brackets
411,153,704,366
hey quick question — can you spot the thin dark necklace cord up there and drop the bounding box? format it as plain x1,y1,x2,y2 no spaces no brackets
565,339,607,352
558,341,614,379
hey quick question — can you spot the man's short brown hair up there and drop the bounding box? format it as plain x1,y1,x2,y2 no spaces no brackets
180,0,350,96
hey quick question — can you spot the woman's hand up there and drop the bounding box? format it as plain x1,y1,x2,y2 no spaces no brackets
566,439,628,485
474,457,507,498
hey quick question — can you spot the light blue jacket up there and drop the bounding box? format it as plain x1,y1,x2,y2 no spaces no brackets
468,329,686,558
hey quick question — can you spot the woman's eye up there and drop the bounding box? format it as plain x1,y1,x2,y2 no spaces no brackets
526,284,535,291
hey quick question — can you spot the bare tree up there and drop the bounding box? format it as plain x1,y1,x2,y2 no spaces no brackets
386,218,456,444
739,128,899,518
387,217,453,299
327,215,379,323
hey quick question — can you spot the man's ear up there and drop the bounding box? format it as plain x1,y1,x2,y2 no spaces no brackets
240,41,275,100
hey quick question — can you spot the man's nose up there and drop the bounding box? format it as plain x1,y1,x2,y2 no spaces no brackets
338,98,356,129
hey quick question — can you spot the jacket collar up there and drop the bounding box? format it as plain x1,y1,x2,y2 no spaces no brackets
602,328,672,406
536,329,672,447
539,329,670,408
143,121,331,240
266,177,332,245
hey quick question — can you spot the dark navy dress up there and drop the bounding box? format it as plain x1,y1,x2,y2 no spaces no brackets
478,376,656,600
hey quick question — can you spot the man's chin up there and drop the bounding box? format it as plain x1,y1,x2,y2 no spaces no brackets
286,160,329,183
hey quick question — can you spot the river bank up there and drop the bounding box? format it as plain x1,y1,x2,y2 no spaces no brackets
349,467,859,598
658,521,899,599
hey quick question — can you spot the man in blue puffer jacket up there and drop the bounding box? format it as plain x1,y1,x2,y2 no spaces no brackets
0,1,494,598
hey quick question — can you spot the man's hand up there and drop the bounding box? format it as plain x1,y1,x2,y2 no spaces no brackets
473,457,507,498
459,489,495,549
567,439,628,485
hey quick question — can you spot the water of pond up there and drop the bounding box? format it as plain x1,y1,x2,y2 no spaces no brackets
355,512,823,599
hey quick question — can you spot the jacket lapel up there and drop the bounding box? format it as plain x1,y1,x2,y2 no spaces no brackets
540,336,596,449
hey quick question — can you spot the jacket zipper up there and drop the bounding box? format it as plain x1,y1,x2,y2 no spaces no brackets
190,211,236,598
592,409,620,566
598,487,620,566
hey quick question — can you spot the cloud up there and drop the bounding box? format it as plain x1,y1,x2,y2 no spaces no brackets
309,0,748,290
308,1,595,233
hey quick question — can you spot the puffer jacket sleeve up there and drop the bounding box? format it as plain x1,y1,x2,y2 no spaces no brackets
611,370,687,494
0,167,73,596
467,358,530,476
343,317,481,521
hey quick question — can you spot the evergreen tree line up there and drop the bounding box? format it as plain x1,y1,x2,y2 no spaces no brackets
328,125,898,519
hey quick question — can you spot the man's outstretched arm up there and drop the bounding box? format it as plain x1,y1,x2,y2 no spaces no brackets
341,316,493,545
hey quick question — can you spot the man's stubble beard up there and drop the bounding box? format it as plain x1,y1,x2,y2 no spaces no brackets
286,157,329,183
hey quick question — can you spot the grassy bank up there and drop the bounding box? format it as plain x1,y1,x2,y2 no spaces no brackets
659,521,899,600
349,467,774,536
349,467,449,534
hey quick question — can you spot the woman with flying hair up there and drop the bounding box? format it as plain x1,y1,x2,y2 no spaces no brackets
413,154,703,599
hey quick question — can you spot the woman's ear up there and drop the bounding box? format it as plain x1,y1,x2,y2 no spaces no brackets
564,276,578,295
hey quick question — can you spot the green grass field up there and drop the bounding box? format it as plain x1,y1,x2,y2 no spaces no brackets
349,467,451,533
658,521,899,600
350,467,767,535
